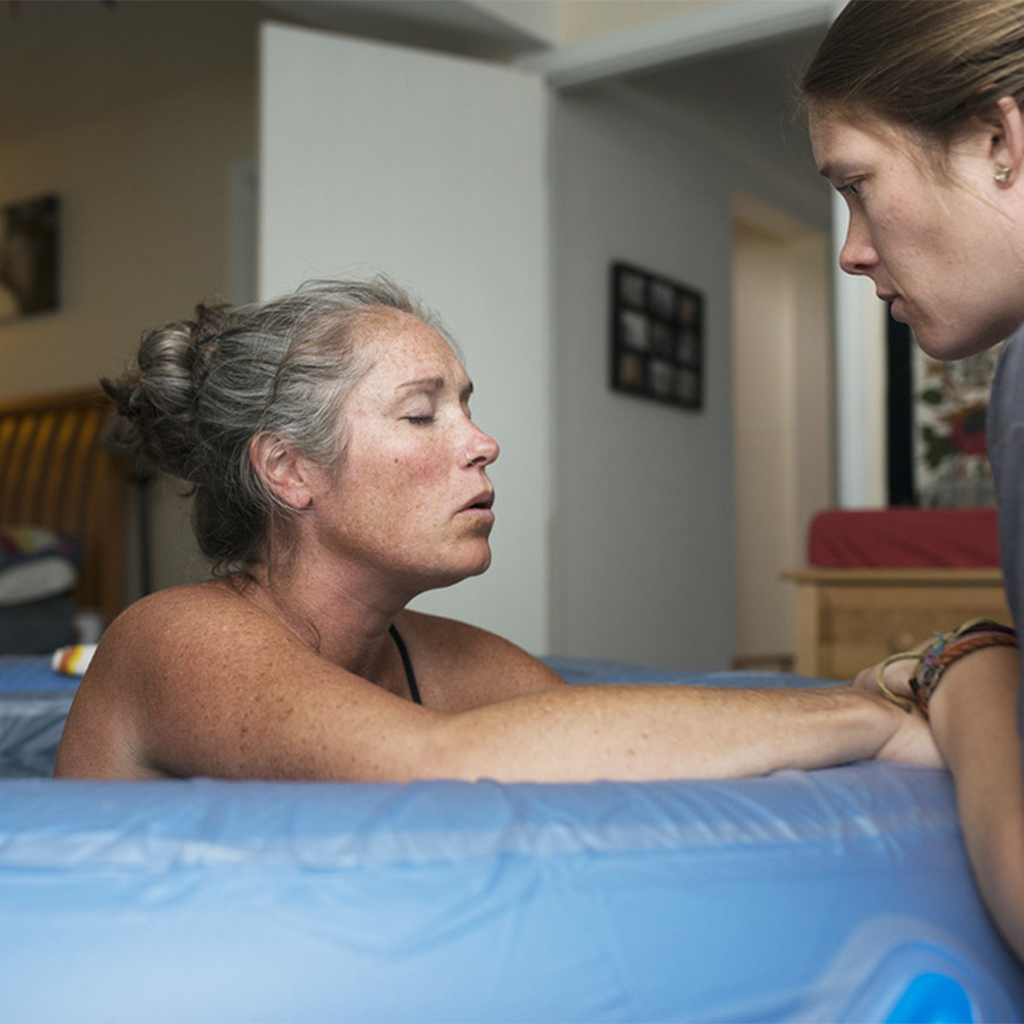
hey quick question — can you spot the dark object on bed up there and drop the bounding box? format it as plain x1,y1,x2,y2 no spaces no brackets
0,525,82,653
0,596,77,655
0,388,125,636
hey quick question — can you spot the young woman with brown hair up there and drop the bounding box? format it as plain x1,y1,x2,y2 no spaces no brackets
802,0,1024,961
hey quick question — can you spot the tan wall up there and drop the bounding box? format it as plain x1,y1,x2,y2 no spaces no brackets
557,0,729,43
0,76,256,599
732,210,832,664
0,77,254,397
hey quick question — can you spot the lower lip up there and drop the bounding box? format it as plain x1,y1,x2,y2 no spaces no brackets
459,507,495,523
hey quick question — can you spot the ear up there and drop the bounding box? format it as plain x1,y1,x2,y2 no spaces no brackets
990,95,1024,181
249,432,318,510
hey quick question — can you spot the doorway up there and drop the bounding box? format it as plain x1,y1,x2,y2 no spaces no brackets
731,193,834,669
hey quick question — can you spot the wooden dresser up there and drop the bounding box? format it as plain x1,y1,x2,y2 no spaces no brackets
783,566,1011,681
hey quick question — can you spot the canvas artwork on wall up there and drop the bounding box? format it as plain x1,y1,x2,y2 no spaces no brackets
0,194,59,323
887,315,998,507
609,262,703,410
913,342,998,506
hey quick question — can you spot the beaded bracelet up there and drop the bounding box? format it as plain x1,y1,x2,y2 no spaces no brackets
875,617,1018,717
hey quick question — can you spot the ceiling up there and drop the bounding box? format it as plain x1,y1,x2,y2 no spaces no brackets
0,0,268,147
621,24,829,212
0,0,827,205
0,0,555,148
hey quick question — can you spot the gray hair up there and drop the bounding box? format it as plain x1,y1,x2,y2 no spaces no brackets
104,277,443,574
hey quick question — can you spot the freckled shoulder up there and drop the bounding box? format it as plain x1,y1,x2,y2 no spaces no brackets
54,582,289,778
106,580,282,664
56,582,433,782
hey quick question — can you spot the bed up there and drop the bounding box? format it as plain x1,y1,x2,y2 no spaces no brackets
0,386,127,647
1,392,1023,1023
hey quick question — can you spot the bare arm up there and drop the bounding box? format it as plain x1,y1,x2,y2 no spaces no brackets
423,680,936,782
55,585,938,783
860,643,1024,962
929,648,1024,961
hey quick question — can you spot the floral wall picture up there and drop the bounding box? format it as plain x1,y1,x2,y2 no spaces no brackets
913,343,1001,506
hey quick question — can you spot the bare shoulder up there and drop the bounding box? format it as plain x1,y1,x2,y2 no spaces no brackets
56,582,423,782
395,609,567,710
80,581,300,702
102,580,291,668
54,588,568,782
55,582,288,779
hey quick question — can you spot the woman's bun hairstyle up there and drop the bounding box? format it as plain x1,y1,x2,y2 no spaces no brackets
102,303,234,482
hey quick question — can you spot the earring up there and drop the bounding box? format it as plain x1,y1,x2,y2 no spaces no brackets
995,164,1012,184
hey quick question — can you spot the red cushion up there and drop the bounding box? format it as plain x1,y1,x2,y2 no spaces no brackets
808,508,999,568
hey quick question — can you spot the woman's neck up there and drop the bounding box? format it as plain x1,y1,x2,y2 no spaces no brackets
233,558,410,679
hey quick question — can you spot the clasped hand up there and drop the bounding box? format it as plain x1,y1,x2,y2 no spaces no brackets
853,639,946,770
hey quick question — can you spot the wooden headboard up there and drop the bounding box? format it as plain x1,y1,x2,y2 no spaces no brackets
0,387,127,625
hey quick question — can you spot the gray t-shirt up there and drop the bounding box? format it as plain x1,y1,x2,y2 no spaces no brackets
987,324,1024,736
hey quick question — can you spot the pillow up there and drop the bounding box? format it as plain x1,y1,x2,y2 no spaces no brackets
0,526,81,606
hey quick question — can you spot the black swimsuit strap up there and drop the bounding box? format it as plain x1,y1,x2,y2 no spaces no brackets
389,624,422,706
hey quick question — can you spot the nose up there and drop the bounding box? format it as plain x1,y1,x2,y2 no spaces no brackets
838,215,879,277
465,423,499,468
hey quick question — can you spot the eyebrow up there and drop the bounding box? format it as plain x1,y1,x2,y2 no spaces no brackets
816,160,847,182
817,157,861,184
396,376,474,400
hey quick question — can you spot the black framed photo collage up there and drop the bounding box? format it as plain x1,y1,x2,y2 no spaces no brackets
609,262,703,410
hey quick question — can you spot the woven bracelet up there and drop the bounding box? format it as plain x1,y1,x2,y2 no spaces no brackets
874,617,1018,716
909,618,1018,716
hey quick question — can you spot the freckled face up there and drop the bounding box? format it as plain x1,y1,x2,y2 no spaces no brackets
811,112,1024,359
307,310,500,596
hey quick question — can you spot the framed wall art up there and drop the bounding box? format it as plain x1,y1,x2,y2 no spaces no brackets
0,194,60,323
609,261,703,410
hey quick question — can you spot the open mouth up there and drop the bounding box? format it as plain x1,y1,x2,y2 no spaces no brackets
461,492,495,513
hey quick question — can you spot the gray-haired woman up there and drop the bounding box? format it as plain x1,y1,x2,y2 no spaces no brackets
55,278,935,783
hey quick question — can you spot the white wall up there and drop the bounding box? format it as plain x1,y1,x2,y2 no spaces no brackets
550,86,737,670
549,76,831,671
832,191,888,508
257,24,783,669
258,24,552,653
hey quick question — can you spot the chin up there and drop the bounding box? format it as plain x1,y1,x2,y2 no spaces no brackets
914,336,967,361
462,549,492,579
461,533,493,577
911,306,1021,361
913,324,997,362
424,548,492,590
